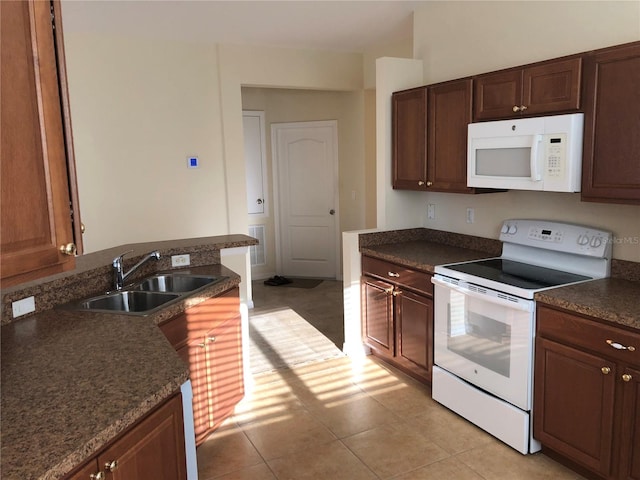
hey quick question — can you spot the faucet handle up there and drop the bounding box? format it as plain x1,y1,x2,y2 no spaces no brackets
112,249,134,267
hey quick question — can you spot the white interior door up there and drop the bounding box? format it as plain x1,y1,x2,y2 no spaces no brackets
272,121,339,279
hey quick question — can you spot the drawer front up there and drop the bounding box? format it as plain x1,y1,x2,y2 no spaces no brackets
537,304,640,367
362,256,432,296
159,312,188,350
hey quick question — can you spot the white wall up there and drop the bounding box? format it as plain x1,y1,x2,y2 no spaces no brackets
378,1,640,262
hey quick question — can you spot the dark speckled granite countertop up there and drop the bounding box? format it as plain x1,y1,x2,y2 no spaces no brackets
361,240,496,273
1,245,249,479
535,278,640,330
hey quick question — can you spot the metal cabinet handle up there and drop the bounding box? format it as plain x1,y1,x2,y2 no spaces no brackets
59,243,77,256
392,289,402,297
606,340,636,351
104,460,118,472
418,181,425,186
623,374,633,382
256,198,263,204
329,209,335,215
90,472,105,480
207,336,216,343
388,272,400,278
520,105,528,111
383,287,394,295
512,105,521,112
426,181,433,186
601,367,611,375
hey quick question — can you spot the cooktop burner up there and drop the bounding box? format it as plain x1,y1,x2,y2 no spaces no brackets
443,258,592,290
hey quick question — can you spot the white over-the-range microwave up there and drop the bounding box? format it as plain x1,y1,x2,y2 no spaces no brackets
467,113,584,192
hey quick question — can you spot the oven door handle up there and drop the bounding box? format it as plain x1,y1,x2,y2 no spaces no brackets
431,276,533,312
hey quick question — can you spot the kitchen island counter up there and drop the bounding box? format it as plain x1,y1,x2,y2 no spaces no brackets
0,266,241,479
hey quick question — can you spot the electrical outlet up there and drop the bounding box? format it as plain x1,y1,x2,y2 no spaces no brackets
427,204,435,220
12,296,35,318
171,254,191,267
466,207,475,224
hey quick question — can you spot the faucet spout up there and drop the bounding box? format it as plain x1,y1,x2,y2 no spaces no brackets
112,250,160,290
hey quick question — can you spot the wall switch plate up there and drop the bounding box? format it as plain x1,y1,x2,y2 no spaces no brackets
171,254,191,267
12,296,35,318
466,207,475,224
427,204,435,220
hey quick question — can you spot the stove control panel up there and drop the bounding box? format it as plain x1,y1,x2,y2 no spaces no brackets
499,219,612,258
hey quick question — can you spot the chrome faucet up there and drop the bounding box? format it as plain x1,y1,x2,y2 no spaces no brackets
112,250,160,290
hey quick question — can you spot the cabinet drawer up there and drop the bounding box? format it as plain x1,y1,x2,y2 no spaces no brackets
362,256,432,296
159,313,188,350
537,304,640,367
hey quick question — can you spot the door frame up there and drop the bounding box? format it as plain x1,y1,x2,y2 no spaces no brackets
271,120,340,279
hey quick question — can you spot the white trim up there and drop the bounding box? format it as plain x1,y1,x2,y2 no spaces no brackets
242,110,269,217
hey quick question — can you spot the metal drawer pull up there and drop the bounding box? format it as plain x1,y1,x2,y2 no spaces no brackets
606,340,636,351
392,289,402,297
623,374,633,382
601,366,611,375
388,272,400,277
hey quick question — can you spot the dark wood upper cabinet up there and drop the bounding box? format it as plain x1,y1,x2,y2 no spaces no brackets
581,41,640,205
392,87,428,190
1,0,82,287
428,78,474,193
474,57,582,121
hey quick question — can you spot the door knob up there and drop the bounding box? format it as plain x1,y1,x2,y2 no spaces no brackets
59,243,77,256
329,209,335,215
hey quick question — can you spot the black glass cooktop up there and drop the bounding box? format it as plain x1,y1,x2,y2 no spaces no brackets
444,258,591,290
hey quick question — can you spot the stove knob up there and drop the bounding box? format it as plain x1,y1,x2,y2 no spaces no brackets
501,224,510,234
507,224,518,235
590,236,603,248
577,234,590,246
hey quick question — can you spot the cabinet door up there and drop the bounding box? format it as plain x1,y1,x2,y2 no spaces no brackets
189,337,214,444
65,459,101,480
207,316,244,430
619,366,640,480
395,290,433,382
0,0,76,285
523,58,581,115
361,277,394,356
97,394,186,480
473,69,522,120
427,79,473,193
581,42,640,205
392,88,428,190
534,337,615,477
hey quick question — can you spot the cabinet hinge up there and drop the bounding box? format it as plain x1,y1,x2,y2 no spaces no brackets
50,2,56,30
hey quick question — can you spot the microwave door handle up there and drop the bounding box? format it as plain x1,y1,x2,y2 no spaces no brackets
432,276,533,312
530,134,542,181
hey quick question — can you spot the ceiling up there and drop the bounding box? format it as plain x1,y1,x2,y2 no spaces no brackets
61,1,423,53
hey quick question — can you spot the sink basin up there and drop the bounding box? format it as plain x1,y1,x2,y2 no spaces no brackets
135,274,222,293
75,291,180,315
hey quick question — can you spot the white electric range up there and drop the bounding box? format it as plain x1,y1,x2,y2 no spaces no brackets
431,219,612,454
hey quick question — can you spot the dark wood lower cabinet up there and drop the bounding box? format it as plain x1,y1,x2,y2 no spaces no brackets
535,304,640,480
534,337,615,476
361,256,433,383
65,393,186,480
396,289,433,380
160,288,244,446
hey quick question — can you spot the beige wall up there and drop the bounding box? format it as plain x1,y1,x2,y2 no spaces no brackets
241,88,366,279
64,34,227,252
399,1,639,262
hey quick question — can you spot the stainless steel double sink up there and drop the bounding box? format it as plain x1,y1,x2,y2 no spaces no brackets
64,273,226,316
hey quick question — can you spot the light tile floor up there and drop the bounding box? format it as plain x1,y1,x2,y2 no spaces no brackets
196,280,587,480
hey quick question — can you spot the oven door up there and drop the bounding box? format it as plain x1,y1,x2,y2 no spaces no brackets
432,276,535,411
